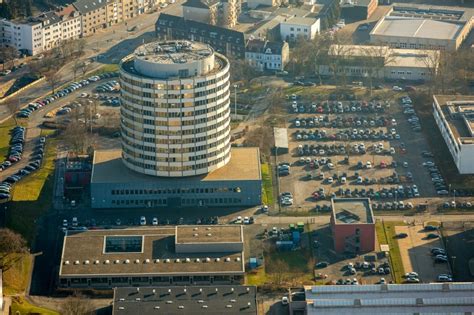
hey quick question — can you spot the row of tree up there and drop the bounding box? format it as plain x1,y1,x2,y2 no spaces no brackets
288,32,474,94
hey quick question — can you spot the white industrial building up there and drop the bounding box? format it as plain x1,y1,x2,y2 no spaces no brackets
120,41,231,177
280,17,320,42
370,6,474,51
319,44,439,81
292,283,474,314
433,95,474,174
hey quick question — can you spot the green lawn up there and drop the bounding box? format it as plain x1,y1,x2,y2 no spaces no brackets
12,139,57,202
261,163,274,206
246,267,268,286
11,296,59,315
89,63,119,76
375,220,406,283
2,254,31,295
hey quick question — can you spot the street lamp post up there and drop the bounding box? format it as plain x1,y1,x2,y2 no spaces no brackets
233,84,238,120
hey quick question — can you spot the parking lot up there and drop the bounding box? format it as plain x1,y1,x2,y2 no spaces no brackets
277,91,447,213
395,225,451,283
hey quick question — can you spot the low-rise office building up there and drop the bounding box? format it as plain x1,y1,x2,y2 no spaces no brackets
91,148,262,208
245,39,289,71
280,17,320,42
433,95,474,174
299,283,474,314
319,44,439,81
370,6,474,51
112,285,257,314
59,226,245,288
330,198,375,253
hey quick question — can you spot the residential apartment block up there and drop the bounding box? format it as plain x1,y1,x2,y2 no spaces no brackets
0,18,43,56
182,0,239,28
73,0,108,37
156,13,246,58
245,39,289,71
433,95,474,174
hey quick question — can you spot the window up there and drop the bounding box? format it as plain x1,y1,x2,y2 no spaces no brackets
104,236,143,253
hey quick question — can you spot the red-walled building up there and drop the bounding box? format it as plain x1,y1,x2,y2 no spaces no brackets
330,198,375,254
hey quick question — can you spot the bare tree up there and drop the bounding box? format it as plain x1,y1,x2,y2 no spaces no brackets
417,50,441,94
72,59,82,81
60,292,94,315
0,46,18,71
44,69,61,94
0,228,28,272
4,98,21,124
270,259,289,285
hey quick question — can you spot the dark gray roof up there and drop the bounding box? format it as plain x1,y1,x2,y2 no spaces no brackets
183,0,219,9
113,286,257,315
38,11,62,26
73,0,107,14
246,39,286,55
156,14,246,43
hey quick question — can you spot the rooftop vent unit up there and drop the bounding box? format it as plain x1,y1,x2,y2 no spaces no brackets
125,259,130,264
135,259,140,264
202,305,208,308
153,289,156,294
114,259,120,264
193,227,198,231
105,260,110,264
145,259,150,264
64,260,70,265
74,260,80,265
84,260,90,265
226,305,233,308
178,306,184,309
207,233,212,237
193,233,199,237
230,299,236,303
215,258,221,262
205,257,211,262
119,298,125,301
155,259,160,263
135,298,141,301
154,306,160,309
185,258,191,263
236,257,241,262
166,301,173,304
118,307,125,310
175,258,181,263
94,260,99,264
225,257,231,262
196,258,201,262
198,300,204,303
165,259,170,263
206,227,211,230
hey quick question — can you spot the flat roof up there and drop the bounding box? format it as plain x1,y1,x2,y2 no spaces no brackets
331,198,374,224
281,17,319,27
59,227,244,277
390,3,474,21
134,41,213,65
91,147,261,184
434,95,474,144
113,286,257,315
176,225,242,244
371,16,465,41
304,283,474,314
274,127,289,149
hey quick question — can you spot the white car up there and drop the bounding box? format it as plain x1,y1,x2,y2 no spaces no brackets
62,219,68,227
392,86,403,91
72,217,78,227
140,216,146,225
243,216,250,224
405,272,419,278
366,161,372,169
281,296,289,305
152,217,158,226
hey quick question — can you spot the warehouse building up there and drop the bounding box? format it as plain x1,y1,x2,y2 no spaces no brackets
433,95,474,174
299,283,474,314
58,226,245,288
330,198,375,254
112,286,257,314
370,6,474,51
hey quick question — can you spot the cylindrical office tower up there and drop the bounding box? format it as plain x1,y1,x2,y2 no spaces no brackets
119,41,231,177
